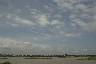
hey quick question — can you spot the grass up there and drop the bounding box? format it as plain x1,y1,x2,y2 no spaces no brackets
0,58,8,59
87,56,96,60
24,57,52,59
0,61,11,64
77,56,96,60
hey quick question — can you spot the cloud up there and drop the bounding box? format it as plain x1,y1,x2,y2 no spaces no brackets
0,37,70,55
30,9,40,15
0,37,31,48
6,14,36,27
83,21,96,32
64,32,81,37
0,0,96,55
51,20,63,25
53,0,77,10
70,13,96,32
54,0,96,32
0,38,27,54
0,37,55,54
0,37,30,53
35,14,50,26
6,13,13,19
14,16,35,26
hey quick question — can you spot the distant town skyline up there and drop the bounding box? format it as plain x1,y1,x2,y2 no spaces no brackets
0,0,96,55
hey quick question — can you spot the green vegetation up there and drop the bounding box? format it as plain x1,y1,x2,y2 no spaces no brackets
77,56,96,60
87,56,96,60
24,57,52,59
0,61,11,64
0,57,8,59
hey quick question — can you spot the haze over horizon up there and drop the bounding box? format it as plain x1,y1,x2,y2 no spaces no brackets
0,0,96,55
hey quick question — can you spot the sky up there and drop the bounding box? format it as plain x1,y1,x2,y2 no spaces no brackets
0,0,96,55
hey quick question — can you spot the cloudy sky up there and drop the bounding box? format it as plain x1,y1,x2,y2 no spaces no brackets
0,0,96,55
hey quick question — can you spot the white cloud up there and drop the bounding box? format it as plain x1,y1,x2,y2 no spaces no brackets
36,14,50,26
29,9,51,26
9,23,19,27
14,16,35,26
72,18,86,26
51,20,63,25
0,37,54,54
6,15,36,27
64,32,81,37
6,12,64,28
75,3,87,11
53,0,77,11
83,21,96,32
4,13,36,27
6,14,13,19
0,37,31,48
54,0,96,32
44,5,54,12
0,39,32,54
70,13,96,32
30,9,40,15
